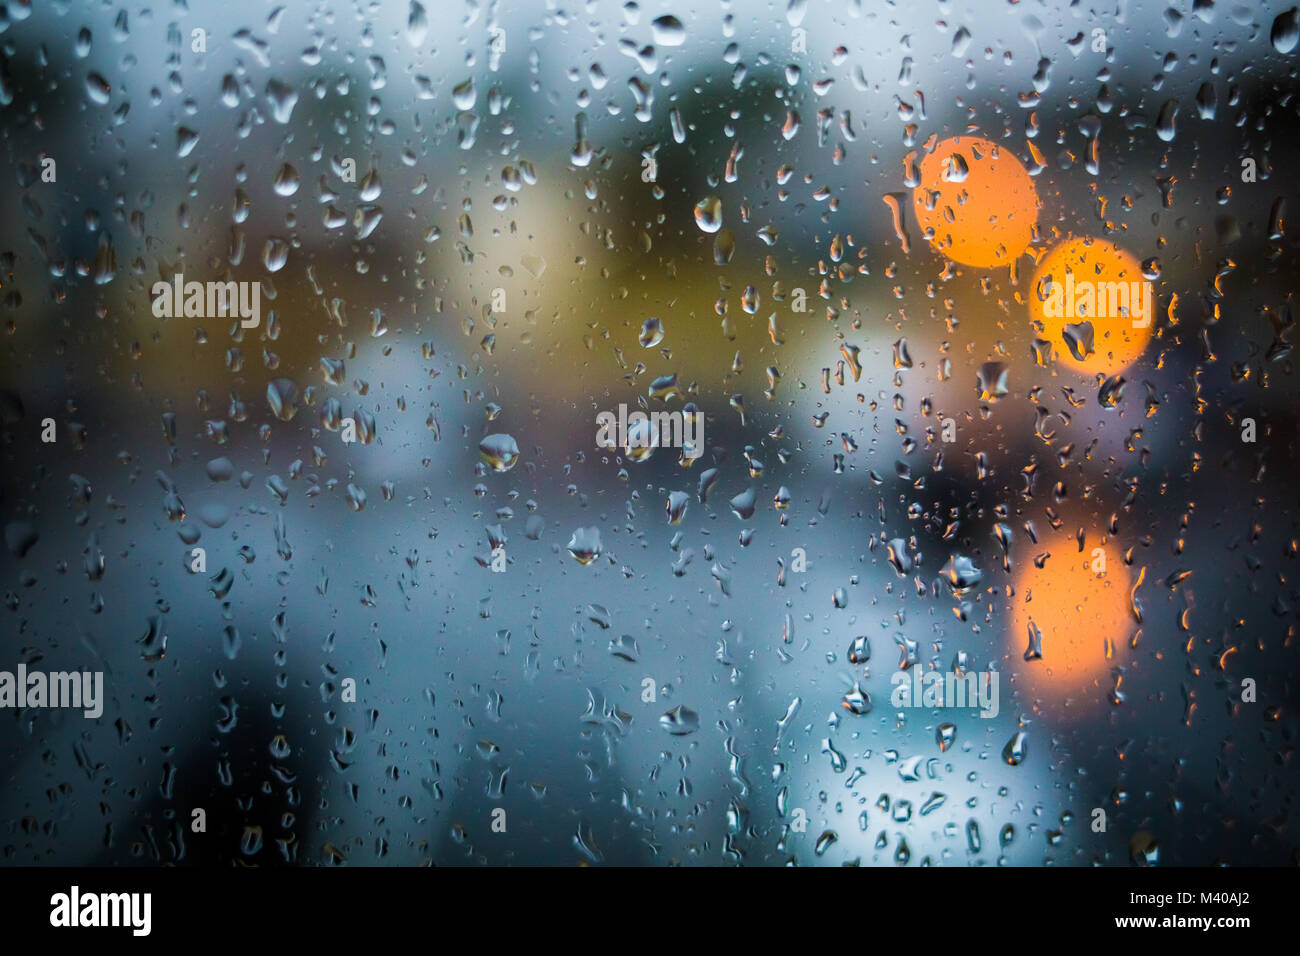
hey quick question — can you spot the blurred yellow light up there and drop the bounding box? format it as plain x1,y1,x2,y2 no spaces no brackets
1029,237,1154,374
1009,549,1133,702
912,136,1039,268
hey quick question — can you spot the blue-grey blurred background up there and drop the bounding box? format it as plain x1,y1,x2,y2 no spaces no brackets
1,0,1298,865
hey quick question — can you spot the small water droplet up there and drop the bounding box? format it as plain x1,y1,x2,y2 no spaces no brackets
1002,730,1028,766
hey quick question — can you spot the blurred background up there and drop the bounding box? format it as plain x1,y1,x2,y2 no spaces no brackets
1,0,1298,865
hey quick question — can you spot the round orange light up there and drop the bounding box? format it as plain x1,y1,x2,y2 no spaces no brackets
1029,237,1154,374
912,136,1039,268
1008,548,1134,706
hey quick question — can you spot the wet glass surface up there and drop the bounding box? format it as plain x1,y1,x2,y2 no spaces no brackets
1,0,1298,866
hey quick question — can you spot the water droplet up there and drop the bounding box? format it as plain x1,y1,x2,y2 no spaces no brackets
453,78,476,110
941,553,983,596
1155,99,1179,142
265,79,299,124
729,487,756,519
666,490,689,525
609,635,638,661
650,15,686,46
639,317,664,347
943,152,969,182
92,234,117,285
841,684,871,715
138,615,168,662
1273,7,1299,53
886,538,913,575
176,127,200,158
1097,374,1126,408
694,196,723,233
405,1,429,47
85,72,111,105
624,417,658,462
1002,730,1028,766
847,635,870,664
263,237,290,272
822,738,847,772
1062,321,1095,361
977,361,1009,403
814,830,838,855
659,705,699,735
937,723,956,752
713,229,736,265
272,163,300,196
479,434,520,472
266,379,300,421
566,526,603,565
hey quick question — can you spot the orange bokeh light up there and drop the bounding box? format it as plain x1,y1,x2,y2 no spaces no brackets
1029,237,1155,374
1008,547,1135,705
912,136,1039,268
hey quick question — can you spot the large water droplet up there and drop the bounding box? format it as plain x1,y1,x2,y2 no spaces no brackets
841,684,871,715
639,317,664,347
479,433,520,472
266,379,301,421
85,72,111,105
265,79,299,123
659,705,699,735
452,79,476,110
566,526,603,565
941,553,983,596
651,15,686,46
694,196,723,233
1273,7,1299,53
263,237,290,272
272,163,300,196
977,362,1009,403
406,1,429,47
